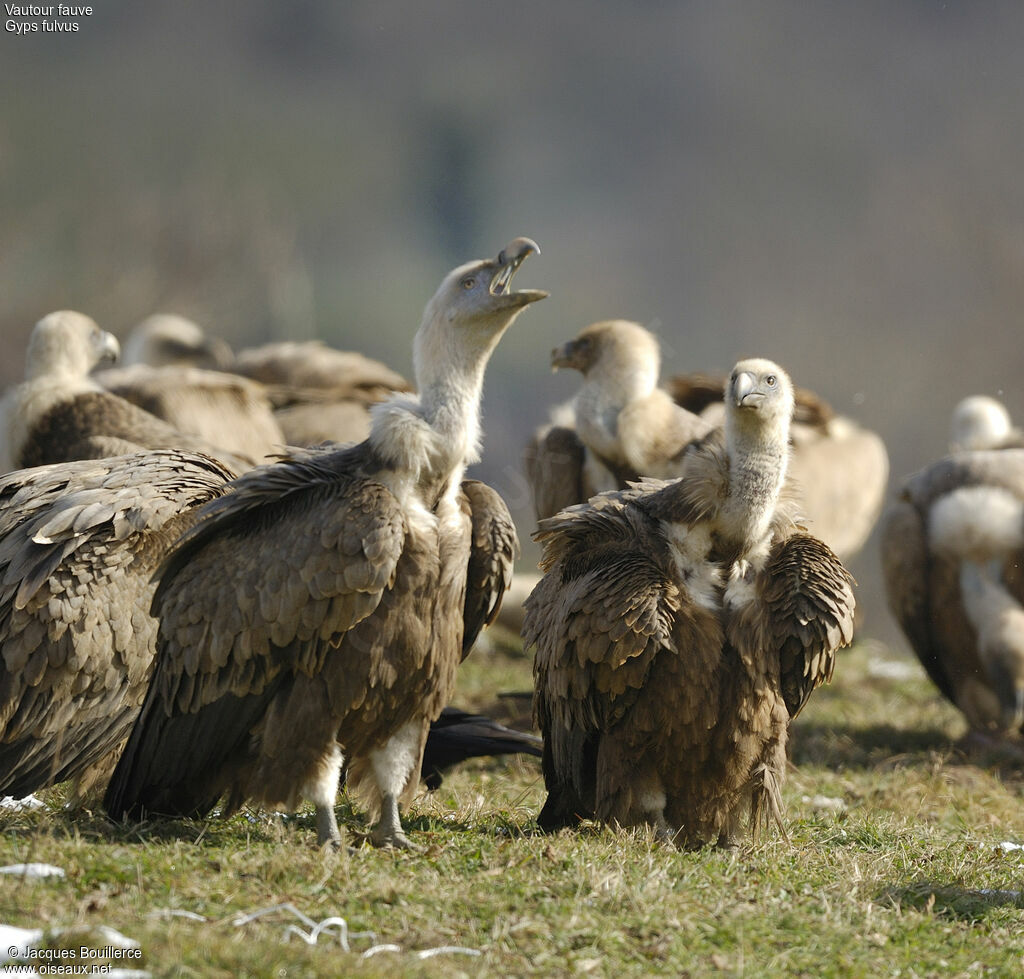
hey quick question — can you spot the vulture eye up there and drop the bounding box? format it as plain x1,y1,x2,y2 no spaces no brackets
461,276,476,290
765,375,777,386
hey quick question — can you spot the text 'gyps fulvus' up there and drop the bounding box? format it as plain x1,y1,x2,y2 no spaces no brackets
526,359,855,846
105,239,546,848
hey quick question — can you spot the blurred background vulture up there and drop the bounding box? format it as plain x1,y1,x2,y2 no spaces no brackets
121,314,234,371
526,359,855,846
525,319,888,563
96,364,286,466
105,238,546,849
0,312,255,475
948,396,1024,453
119,314,412,448
0,450,234,800
880,419,1024,746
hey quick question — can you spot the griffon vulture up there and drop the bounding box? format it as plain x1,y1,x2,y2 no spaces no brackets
0,312,253,475
0,451,234,799
526,359,855,846
880,446,1024,739
121,314,233,370
949,395,1024,452
231,340,412,447
526,320,888,561
105,238,546,848
524,320,712,517
96,364,286,465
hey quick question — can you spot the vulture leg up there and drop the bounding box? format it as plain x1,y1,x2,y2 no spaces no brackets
301,743,344,848
372,793,419,851
316,805,343,849
367,720,424,850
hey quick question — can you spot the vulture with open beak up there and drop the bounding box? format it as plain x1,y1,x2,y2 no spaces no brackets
526,359,855,846
105,239,546,848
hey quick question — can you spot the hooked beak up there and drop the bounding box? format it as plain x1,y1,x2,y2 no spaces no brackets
489,237,548,308
732,370,763,408
98,331,121,367
551,339,580,371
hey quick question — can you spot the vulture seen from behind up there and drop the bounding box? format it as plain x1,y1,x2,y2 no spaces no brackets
526,358,855,846
121,314,233,371
948,395,1024,452
880,439,1024,740
0,451,234,799
231,339,412,447
105,238,546,848
96,363,287,465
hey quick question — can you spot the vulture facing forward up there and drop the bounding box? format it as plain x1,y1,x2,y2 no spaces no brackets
0,451,234,799
881,442,1024,739
0,312,253,475
526,320,888,561
526,359,855,846
106,238,546,848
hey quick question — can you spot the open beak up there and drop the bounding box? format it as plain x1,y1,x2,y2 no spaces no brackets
489,237,548,307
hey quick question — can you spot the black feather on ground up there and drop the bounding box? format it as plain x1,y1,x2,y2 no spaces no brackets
420,707,543,790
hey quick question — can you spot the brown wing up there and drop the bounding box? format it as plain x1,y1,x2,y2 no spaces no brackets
104,442,407,820
19,391,252,474
877,496,956,701
525,502,685,825
753,532,855,718
99,365,285,463
0,451,232,797
232,340,410,397
273,397,374,446
523,425,586,521
459,480,519,659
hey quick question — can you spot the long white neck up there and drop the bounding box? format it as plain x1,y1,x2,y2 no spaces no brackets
719,411,790,557
576,360,659,460
415,321,494,472
369,310,507,499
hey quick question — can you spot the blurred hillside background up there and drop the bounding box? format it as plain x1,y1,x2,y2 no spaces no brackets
2,0,1023,647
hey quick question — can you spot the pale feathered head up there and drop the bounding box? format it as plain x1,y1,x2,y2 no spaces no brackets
551,320,661,389
26,311,120,381
123,314,233,369
414,237,547,386
725,357,795,439
950,395,1013,452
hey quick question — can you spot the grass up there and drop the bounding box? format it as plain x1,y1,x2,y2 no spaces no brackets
2,636,1024,978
